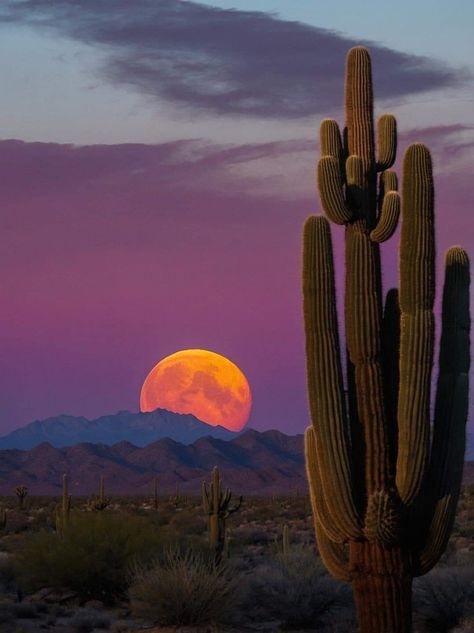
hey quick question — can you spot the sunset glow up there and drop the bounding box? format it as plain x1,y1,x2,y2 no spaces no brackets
140,349,252,432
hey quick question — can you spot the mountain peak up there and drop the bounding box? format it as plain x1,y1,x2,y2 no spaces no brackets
0,408,238,450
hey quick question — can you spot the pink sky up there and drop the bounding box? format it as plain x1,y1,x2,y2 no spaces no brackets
0,1,472,450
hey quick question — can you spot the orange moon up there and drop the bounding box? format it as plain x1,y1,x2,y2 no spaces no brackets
140,349,252,432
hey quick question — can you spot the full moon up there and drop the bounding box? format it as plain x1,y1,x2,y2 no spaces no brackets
140,349,252,432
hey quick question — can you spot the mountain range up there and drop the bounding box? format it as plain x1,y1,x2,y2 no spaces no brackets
0,410,472,495
0,428,472,496
0,409,236,449
0,429,308,495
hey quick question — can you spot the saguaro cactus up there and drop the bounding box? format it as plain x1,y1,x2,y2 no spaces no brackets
15,485,28,510
56,473,71,533
303,46,470,633
0,508,7,530
152,476,159,510
202,466,242,563
87,475,109,511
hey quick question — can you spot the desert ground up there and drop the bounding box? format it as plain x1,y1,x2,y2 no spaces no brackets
0,485,473,633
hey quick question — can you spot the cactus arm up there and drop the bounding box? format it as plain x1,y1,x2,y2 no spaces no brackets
370,191,400,243
317,157,352,224
303,216,361,538
304,427,346,542
379,170,398,198
376,114,397,171
381,289,400,468
320,118,344,166
202,481,210,512
396,143,435,505
305,429,351,579
345,47,375,168
315,520,351,582
319,118,352,223
345,155,364,215
413,247,470,575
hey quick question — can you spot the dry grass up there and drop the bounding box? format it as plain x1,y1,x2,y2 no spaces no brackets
129,547,241,626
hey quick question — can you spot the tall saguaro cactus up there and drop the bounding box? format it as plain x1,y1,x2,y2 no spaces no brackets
303,46,470,633
202,466,242,563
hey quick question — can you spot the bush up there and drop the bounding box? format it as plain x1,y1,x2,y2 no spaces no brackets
14,512,162,603
70,609,111,632
0,557,16,592
129,547,241,625
414,567,474,633
244,547,352,629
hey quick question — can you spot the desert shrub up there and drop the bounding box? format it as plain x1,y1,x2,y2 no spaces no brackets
12,603,39,619
167,507,207,536
129,547,241,625
0,557,16,592
14,512,162,603
244,547,352,629
0,603,14,624
414,567,474,633
70,609,111,632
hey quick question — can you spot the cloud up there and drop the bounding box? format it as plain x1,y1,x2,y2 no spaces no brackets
1,0,464,118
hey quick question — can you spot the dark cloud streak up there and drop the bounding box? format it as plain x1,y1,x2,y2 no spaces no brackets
1,0,463,117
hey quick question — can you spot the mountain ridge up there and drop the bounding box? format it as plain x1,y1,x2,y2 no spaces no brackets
0,409,237,449
0,429,472,496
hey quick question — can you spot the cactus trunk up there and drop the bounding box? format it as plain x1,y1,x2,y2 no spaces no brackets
304,46,470,633
202,466,242,564
350,542,412,633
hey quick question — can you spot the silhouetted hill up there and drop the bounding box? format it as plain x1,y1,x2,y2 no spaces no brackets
0,429,307,495
0,409,236,449
0,428,471,496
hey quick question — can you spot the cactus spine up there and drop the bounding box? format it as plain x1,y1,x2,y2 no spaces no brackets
304,46,470,633
202,466,242,563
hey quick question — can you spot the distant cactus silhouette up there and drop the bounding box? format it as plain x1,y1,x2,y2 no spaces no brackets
303,46,470,633
87,475,109,511
56,473,71,533
202,466,242,563
15,485,28,509
152,476,159,510
0,507,6,530
282,524,290,556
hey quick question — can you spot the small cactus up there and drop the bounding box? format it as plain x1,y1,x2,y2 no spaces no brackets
15,485,27,509
202,466,242,563
56,474,71,533
282,524,290,556
152,476,159,510
0,508,7,530
87,475,109,511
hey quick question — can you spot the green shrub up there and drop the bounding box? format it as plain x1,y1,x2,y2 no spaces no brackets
14,512,162,603
129,547,240,625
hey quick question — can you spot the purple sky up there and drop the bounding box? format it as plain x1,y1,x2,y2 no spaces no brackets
0,1,473,441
